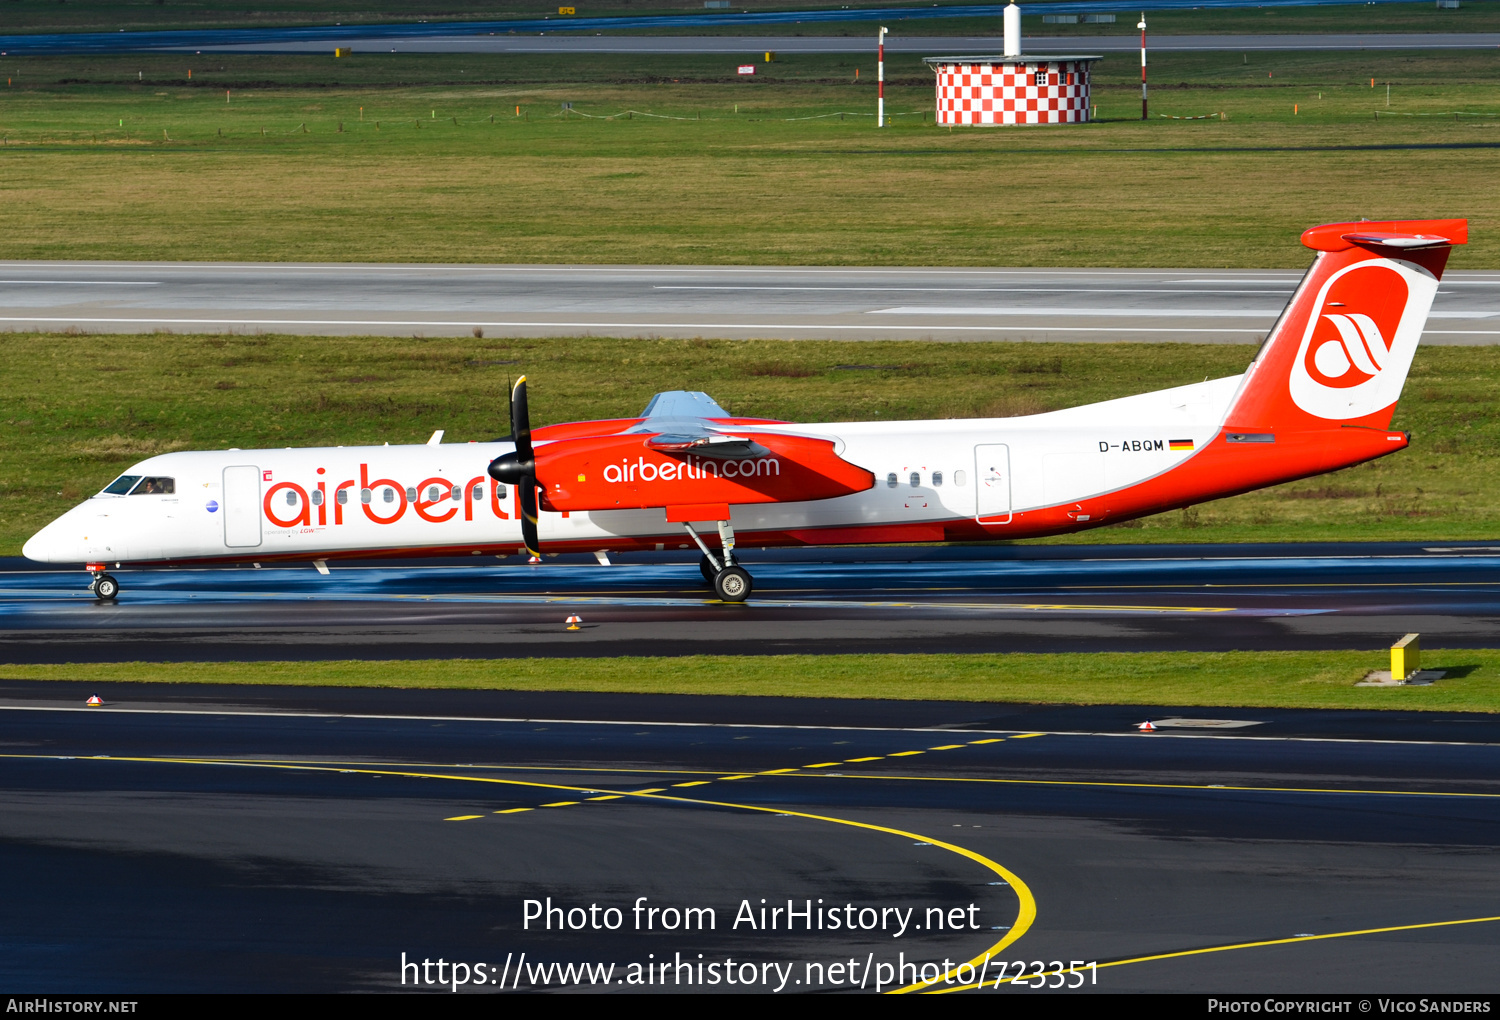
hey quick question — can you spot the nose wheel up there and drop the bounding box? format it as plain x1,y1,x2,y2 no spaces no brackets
684,521,754,603
90,571,120,601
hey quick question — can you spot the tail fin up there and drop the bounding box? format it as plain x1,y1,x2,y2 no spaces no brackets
1225,218,1467,432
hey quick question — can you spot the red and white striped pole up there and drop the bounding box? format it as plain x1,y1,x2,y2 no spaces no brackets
878,26,887,127
1139,12,1148,120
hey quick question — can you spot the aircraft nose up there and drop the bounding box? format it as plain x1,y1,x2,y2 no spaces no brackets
22,527,56,563
23,516,80,564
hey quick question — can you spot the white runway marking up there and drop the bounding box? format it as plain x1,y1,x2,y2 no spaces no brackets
0,315,1278,333
655,286,1291,295
0,704,1488,747
875,307,1281,318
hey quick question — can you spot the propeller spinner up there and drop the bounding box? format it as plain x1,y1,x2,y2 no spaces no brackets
487,376,541,558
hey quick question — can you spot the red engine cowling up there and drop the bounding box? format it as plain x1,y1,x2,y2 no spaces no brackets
534,432,874,512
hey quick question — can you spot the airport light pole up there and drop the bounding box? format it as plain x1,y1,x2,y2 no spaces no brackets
1139,12,1148,120
878,26,888,127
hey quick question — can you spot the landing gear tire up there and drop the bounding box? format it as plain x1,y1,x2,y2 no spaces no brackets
713,566,753,602
94,574,120,601
699,554,716,586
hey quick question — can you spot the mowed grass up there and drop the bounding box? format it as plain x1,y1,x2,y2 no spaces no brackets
0,50,1496,266
4,333,1499,553
7,650,1500,712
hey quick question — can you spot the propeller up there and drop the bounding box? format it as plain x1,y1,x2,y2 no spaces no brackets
487,376,540,558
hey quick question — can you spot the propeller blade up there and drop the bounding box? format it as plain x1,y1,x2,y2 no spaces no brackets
519,476,540,558
511,376,533,462
487,376,536,484
487,376,541,558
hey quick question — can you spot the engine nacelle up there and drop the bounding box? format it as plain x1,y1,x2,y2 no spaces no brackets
534,432,874,512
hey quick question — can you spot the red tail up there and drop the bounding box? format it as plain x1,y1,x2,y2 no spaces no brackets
1226,218,1466,432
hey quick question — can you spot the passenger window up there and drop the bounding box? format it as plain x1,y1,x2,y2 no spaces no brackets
382,487,394,503
360,488,372,504
472,484,485,500
285,490,298,506
886,473,898,488
954,470,967,486
129,476,174,495
312,490,324,506
337,489,349,505
102,475,141,495
450,486,462,502
405,487,417,502
933,471,943,487
910,472,920,488
495,483,508,498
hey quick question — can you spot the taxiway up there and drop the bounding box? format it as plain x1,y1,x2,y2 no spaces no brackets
0,685,1495,992
4,543,1500,661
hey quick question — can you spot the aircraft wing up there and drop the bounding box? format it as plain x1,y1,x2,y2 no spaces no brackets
632,389,772,458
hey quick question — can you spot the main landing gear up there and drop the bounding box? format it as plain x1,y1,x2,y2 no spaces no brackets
87,563,120,601
683,520,753,602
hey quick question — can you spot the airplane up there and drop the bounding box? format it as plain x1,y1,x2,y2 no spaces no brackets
23,217,1466,603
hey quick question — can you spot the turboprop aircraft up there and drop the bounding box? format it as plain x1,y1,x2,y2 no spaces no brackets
23,218,1466,602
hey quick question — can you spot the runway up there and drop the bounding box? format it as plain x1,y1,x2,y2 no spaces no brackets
3,262,1497,343
2,0,1495,56
5,542,1500,661
193,32,1500,55
0,684,1495,992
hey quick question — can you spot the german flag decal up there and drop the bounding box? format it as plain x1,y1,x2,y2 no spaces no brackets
1169,439,1194,451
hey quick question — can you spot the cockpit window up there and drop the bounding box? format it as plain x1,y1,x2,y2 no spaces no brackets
128,476,175,495
101,475,142,495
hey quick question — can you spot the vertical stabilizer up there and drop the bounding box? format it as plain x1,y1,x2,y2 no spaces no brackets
1225,218,1466,432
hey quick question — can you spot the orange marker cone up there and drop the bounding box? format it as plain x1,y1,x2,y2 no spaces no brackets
86,695,103,707
528,555,542,564
1137,720,1156,732
565,614,582,630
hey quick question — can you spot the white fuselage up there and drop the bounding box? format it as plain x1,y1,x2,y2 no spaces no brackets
22,375,1241,565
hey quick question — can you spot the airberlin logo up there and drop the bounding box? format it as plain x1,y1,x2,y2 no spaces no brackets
1287,258,1435,421
1307,312,1392,389
602,455,780,484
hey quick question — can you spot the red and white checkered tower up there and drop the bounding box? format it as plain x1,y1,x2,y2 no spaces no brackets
926,3,1101,126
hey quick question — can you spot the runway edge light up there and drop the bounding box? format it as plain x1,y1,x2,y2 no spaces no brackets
566,614,583,630
86,695,103,707
1137,720,1156,732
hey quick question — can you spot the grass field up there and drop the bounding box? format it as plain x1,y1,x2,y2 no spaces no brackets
2,0,1494,35
4,333,1499,554
0,50,1496,266
6,650,1499,712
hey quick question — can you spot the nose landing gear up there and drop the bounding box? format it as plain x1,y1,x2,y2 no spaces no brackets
87,563,120,601
683,519,753,602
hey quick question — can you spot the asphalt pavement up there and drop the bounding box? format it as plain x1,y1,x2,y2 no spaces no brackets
0,685,1495,992
3,263,1496,343
189,31,1500,54
3,0,1497,55
5,542,1500,661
